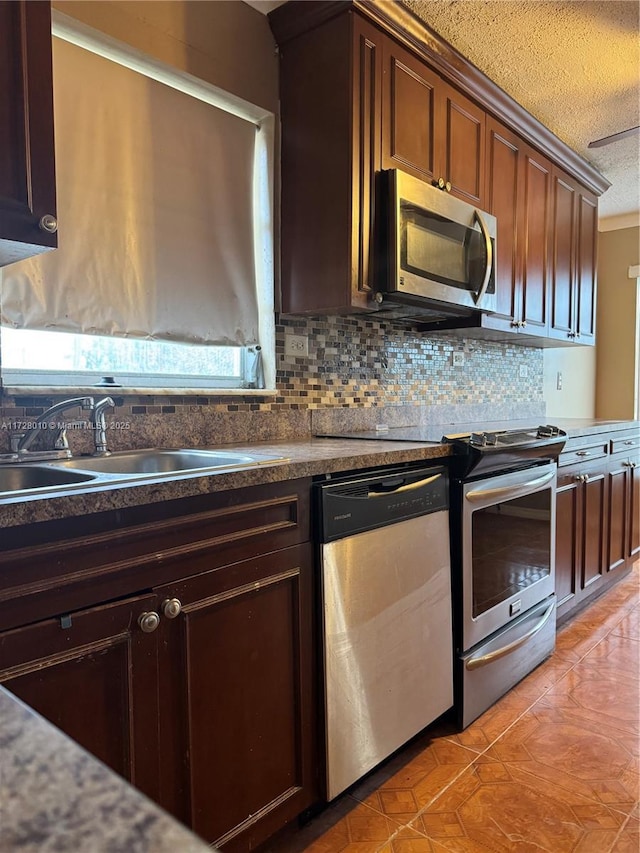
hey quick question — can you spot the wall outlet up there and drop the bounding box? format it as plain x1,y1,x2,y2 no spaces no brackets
285,334,309,357
452,352,465,367
519,364,528,379
556,371,563,390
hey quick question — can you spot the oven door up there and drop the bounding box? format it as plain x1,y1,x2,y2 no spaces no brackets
461,462,556,651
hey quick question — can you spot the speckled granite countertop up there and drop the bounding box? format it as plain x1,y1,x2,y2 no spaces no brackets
0,687,212,853
0,437,448,529
0,418,637,529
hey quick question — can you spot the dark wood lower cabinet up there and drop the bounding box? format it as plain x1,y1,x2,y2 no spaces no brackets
156,544,316,851
0,594,161,802
0,479,316,852
556,430,639,623
555,458,608,621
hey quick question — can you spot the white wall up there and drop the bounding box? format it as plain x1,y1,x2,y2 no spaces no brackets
543,346,596,418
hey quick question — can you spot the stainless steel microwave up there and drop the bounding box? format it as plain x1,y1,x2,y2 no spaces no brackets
374,170,497,321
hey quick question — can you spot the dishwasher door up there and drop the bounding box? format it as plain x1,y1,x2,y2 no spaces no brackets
321,507,452,800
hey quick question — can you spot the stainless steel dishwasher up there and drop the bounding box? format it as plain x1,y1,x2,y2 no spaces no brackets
317,464,453,800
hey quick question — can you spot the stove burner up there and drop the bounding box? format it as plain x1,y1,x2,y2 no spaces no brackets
536,424,562,438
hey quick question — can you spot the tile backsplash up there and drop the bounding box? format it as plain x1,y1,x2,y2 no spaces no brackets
0,315,544,449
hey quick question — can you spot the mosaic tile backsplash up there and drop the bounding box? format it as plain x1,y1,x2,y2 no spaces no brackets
0,315,544,450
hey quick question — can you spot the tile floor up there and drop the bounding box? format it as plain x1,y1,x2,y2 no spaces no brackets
274,563,639,853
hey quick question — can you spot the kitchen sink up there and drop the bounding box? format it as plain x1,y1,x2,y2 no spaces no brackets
0,465,96,495
0,449,289,502
55,448,287,476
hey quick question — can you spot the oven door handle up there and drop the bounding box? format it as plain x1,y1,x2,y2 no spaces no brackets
465,601,555,671
473,208,493,306
465,469,555,504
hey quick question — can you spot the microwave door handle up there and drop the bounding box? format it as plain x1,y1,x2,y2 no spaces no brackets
473,209,493,306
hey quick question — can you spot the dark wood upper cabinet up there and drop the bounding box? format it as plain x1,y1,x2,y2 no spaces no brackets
278,11,382,314
440,80,485,207
271,1,606,346
381,38,439,185
464,117,550,339
548,170,598,344
0,0,57,267
381,40,485,206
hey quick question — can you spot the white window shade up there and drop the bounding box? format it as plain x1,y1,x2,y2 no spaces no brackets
1,37,260,346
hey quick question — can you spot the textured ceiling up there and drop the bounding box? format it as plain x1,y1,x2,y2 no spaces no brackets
249,0,640,224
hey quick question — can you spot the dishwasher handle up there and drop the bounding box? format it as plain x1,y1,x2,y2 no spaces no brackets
319,465,449,542
368,473,442,496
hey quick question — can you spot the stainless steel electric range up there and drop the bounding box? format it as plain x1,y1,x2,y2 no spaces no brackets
318,422,567,728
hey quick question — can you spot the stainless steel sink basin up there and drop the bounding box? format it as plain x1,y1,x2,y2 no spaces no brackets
55,448,288,476
0,448,289,502
0,465,96,495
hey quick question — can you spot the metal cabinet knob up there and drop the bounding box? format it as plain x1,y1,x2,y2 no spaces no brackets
39,214,58,233
445,180,452,193
138,611,160,633
162,598,182,619
436,177,446,190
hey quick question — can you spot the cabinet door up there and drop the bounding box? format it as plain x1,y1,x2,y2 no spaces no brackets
555,479,581,618
381,37,439,184
549,170,577,341
484,118,521,327
156,544,316,851
581,468,607,592
0,0,57,266
607,460,629,574
520,146,551,334
575,190,598,343
0,594,161,800
440,80,485,206
279,13,381,313
352,13,383,301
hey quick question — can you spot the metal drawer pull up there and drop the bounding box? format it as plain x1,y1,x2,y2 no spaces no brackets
466,469,554,503
624,440,635,446
465,602,555,671
576,450,591,457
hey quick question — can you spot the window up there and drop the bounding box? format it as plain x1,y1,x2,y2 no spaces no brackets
0,17,275,393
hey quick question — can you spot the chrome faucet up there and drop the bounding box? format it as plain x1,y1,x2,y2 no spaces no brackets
91,396,115,456
13,397,95,460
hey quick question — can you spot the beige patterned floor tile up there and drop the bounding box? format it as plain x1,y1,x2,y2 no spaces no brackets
353,739,477,823
612,607,640,641
410,760,627,852
611,815,640,852
482,704,639,815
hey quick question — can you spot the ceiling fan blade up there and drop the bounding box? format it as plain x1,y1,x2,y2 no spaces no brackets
588,125,640,149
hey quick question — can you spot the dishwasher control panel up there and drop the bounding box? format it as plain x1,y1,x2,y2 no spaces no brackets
318,464,448,543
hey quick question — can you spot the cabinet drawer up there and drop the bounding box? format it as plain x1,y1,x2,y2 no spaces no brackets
611,434,640,455
558,441,608,468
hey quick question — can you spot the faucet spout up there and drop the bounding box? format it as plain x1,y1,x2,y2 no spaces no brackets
91,396,115,456
15,397,95,456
